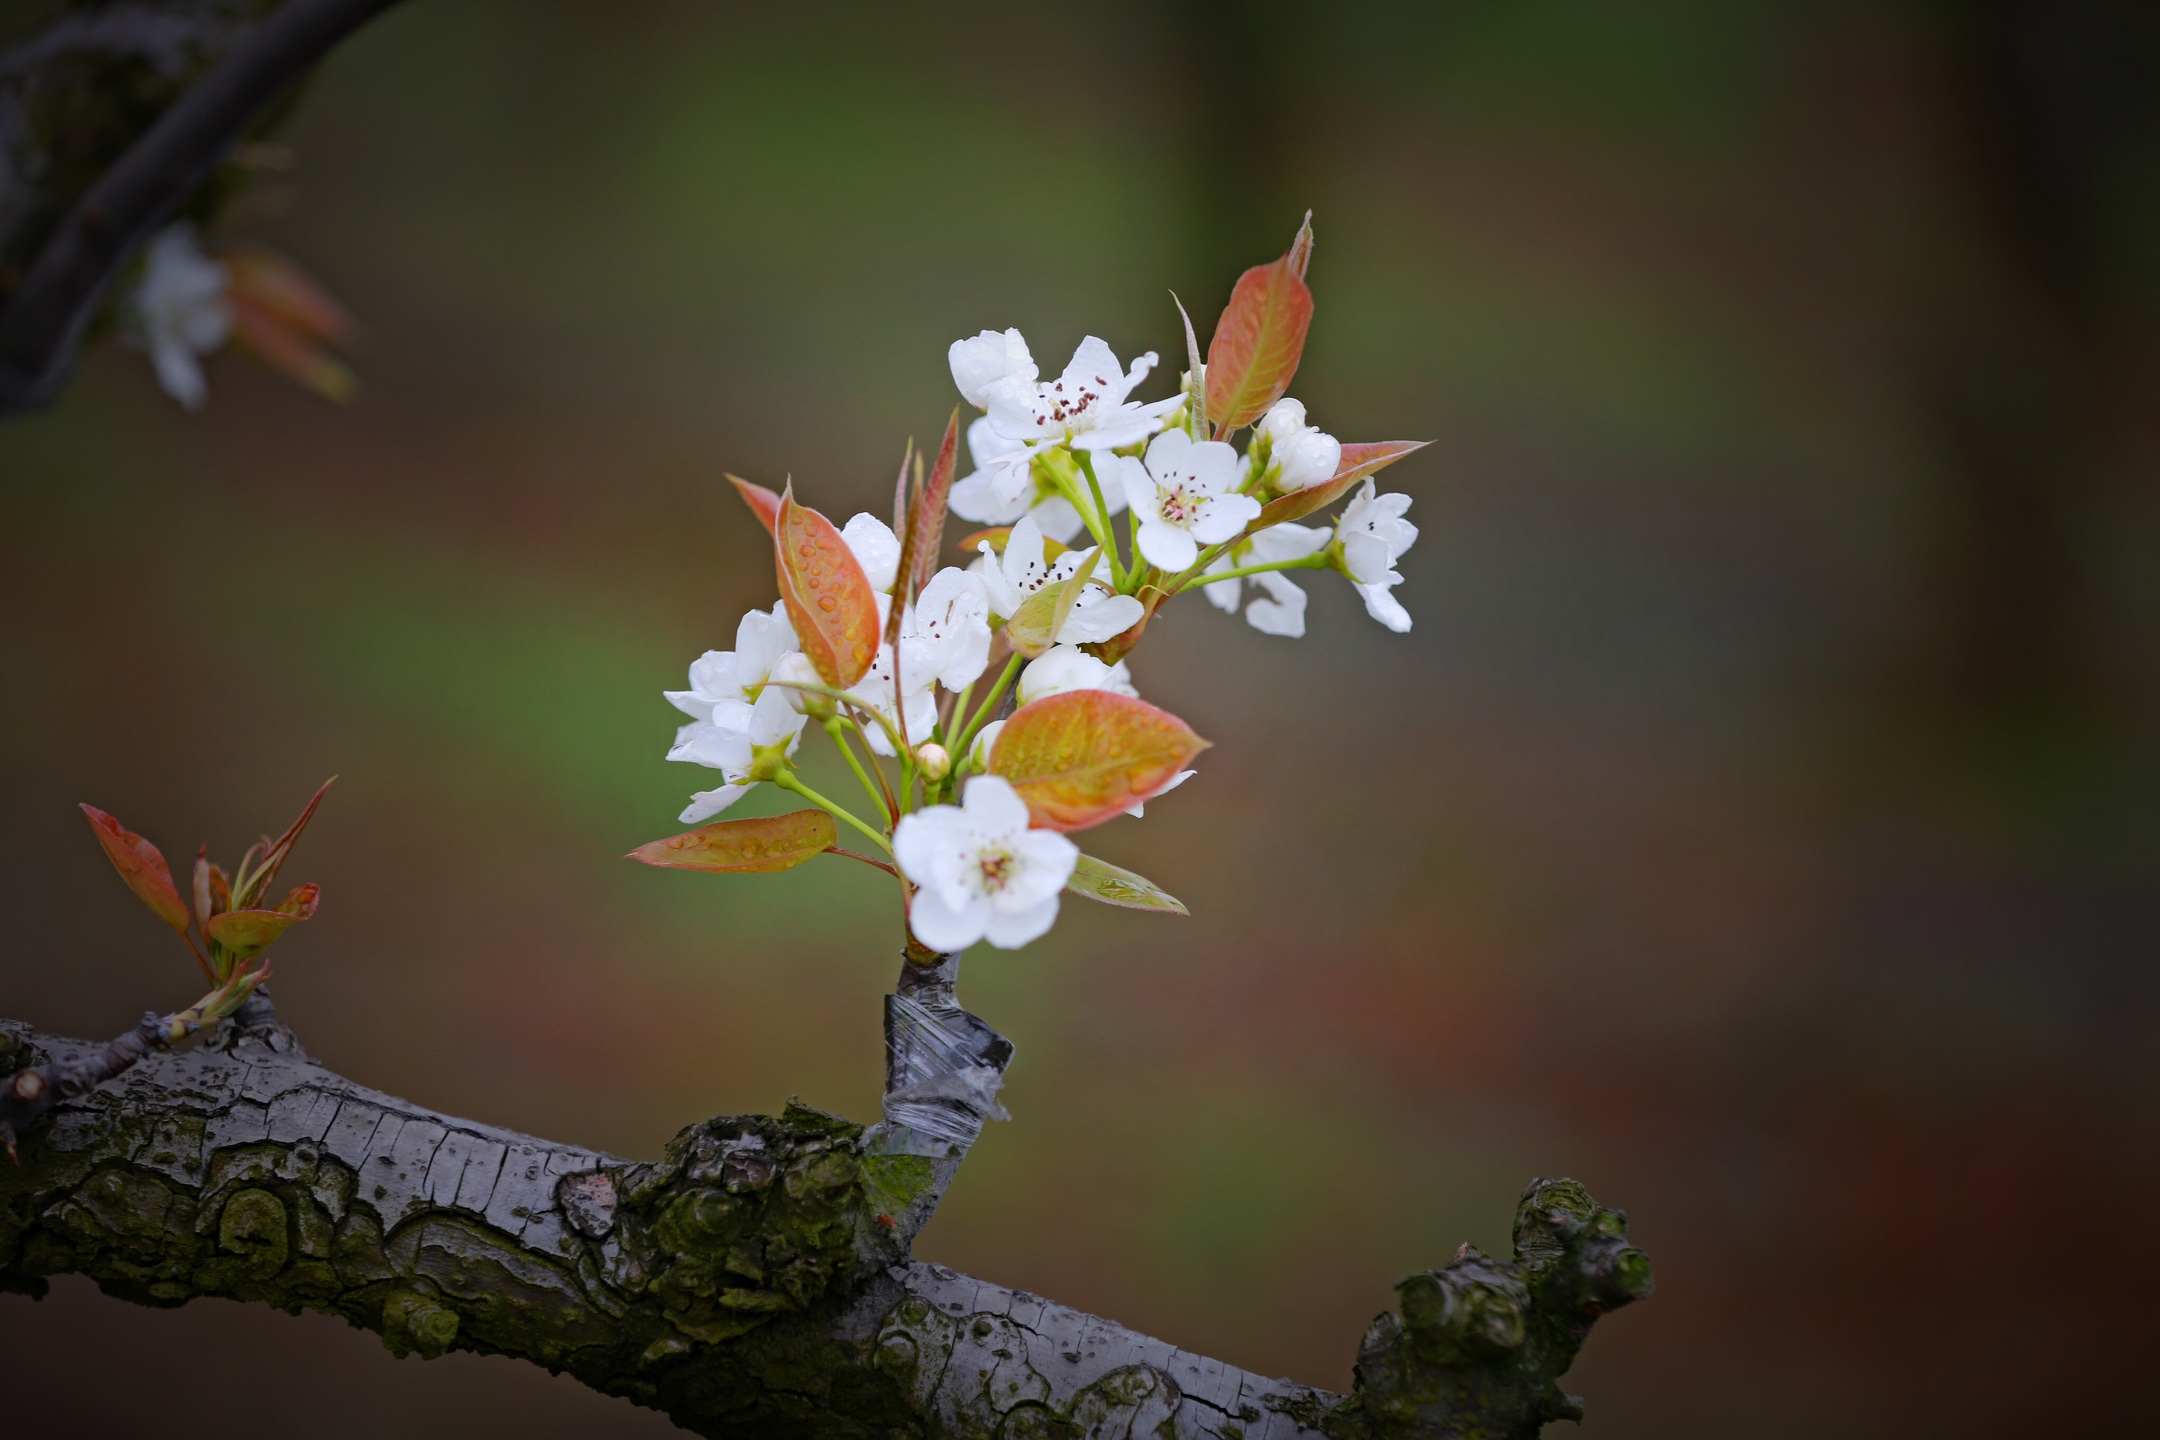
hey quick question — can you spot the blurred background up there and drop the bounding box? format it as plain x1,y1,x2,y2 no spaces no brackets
4,0,2158,1434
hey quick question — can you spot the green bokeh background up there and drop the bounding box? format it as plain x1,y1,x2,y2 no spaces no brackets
4,1,2158,1435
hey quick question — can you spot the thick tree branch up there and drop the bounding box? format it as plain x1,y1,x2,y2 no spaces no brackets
0,0,405,417
0,972,1650,1439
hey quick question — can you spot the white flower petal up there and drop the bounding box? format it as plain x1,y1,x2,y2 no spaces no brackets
1244,572,1308,637
949,328,1036,409
680,785,751,825
980,894,1060,949
841,513,901,593
1134,519,1198,574
907,884,986,953
1357,580,1413,632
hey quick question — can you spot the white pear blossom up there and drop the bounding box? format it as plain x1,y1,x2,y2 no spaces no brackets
131,224,231,412
665,602,799,723
949,328,1037,409
669,686,810,823
1018,644,1138,706
967,719,1006,772
1109,429,1263,574
1254,398,1342,491
948,416,1120,545
848,567,994,755
1202,522,1330,638
981,335,1178,453
893,775,1078,951
1336,479,1418,633
971,517,1143,644
840,513,901,593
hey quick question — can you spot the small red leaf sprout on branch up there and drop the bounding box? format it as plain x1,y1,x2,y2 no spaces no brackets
641,213,1427,956
78,779,335,1041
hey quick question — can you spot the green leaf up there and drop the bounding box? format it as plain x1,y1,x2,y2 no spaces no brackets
1066,854,1188,915
79,805,191,934
626,808,838,874
203,908,304,964
1002,547,1100,659
990,690,1210,833
775,484,880,688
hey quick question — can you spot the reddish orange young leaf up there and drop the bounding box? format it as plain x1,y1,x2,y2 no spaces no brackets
905,408,962,605
222,243,356,402
273,883,321,920
192,849,231,925
238,777,334,909
989,691,1210,833
727,474,783,536
775,485,880,688
1206,227,1316,436
80,805,190,933
887,444,924,647
1253,440,1432,528
626,809,838,874
203,908,304,963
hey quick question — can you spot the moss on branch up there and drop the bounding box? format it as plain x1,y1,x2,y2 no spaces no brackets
0,1018,1647,1437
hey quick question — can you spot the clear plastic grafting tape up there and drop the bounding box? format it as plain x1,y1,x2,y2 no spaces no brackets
878,989,1014,1156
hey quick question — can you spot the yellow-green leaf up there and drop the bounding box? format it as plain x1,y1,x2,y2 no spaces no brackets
1066,854,1188,915
626,809,838,874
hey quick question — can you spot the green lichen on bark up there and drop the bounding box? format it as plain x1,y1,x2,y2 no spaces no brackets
1327,1179,1654,1440
0,1021,1648,1438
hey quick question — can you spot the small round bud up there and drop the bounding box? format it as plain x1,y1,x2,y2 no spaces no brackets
915,743,952,781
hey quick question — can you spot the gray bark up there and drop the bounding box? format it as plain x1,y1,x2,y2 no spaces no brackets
0,964,1651,1440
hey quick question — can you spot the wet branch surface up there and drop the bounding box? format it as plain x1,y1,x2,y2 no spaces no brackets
0,1000,1649,1440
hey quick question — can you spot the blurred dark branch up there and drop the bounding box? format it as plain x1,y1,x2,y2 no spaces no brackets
1923,0,2160,714
0,1005,1648,1439
0,0,404,418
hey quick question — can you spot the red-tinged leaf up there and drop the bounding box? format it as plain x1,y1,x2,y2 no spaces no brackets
192,849,231,925
273,883,320,920
239,777,333,908
1003,548,1101,659
203,908,303,963
727,474,783,536
626,809,837,874
904,408,961,606
1286,209,1315,280
989,691,1211,833
1066,853,1188,915
80,805,190,933
887,443,924,647
1206,236,1315,436
775,485,880,688
1252,440,1433,528
1079,586,1165,666
221,243,353,343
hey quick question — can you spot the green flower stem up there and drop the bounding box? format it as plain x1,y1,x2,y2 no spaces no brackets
763,679,907,757
1182,552,1329,588
1162,539,1238,599
775,772,892,853
951,652,1023,770
823,717,895,822
1074,451,1128,590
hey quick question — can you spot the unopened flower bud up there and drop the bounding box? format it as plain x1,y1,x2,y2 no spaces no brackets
770,653,834,719
915,743,952,781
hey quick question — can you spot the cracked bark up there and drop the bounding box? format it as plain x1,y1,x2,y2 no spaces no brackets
0,956,1651,1439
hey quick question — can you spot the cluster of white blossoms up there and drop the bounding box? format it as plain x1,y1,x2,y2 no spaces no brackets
648,219,1426,955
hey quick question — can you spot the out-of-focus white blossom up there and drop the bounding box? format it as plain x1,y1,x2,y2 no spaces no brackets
1108,430,1262,574
669,687,810,823
840,513,902,594
894,775,1078,952
666,602,798,723
131,224,231,411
